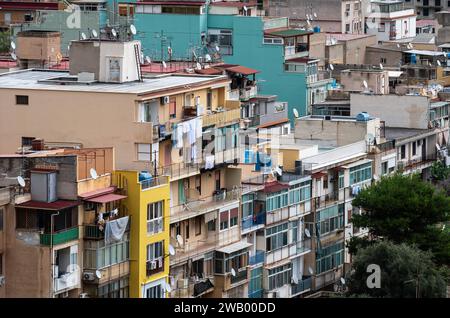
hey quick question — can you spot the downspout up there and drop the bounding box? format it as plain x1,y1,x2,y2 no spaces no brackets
49,211,60,298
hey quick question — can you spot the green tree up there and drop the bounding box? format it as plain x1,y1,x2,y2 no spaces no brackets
352,173,450,265
0,31,10,53
347,241,447,298
431,161,450,181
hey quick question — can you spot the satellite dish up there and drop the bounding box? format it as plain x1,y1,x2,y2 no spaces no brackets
165,284,172,293
205,54,211,62
379,63,384,70
436,143,441,151
397,43,400,48
292,276,299,284
10,41,16,50
130,24,137,35
81,32,87,40
304,228,311,238
145,56,151,64
407,43,413,49
10,52,17,61
313,12,318,18
176,234,183,245
162,61,167,68
215,45,220,52
168,244,176,256
17,176,26,187
373,174,379,181
363,80,368,89
89,168,98,180
366,133,375,144
293,108,300,118
91,29,98,38
329,63,334,71
111,28,117,38
231,268,236,277
437,60,442,66
95,270,102,279
308,267,314,275
340,277,346,285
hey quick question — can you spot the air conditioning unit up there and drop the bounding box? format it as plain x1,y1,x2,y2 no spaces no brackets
150,260,157,270
0,276,5,287
161,96,170,104
83,272,96,281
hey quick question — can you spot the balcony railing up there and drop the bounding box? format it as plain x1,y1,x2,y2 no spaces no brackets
230,268,248,285
84,224,104,240
240,86,258,100
40,227,79,246
54,268,80,293
146,257,164,277
291,276,312,296
242,213,266,232
141,175,169,190
397,154,437,171
203,108,241,127
249,250,265,266
158,162,200,181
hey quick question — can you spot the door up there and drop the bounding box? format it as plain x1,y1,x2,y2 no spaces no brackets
164,143,171,166
421,138,426,160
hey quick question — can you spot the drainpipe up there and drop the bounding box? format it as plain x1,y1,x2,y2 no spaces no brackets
49,211,60,298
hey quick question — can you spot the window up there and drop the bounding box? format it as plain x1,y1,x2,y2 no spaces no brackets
145,284,163,298
220,211,229,231
195,216,202,236
21,136,35,147
266,190,289,212
207,89,212,111
268,264,291,290
316,242,344,274
146,241,164,275
138,102,152,122
266,223,289,252
345,24,350,33
338,171,344,189
169,97,176,119
289,181,311,204
381,57,387,64
195,175,201,195
137,143,151,161
215,170,221,191
316,204,344,236
263,37,283,45
412,142,417,156
98,278,129,298
349,162,372,185
208,29,233,55
16,95,29,105
378,22,386,32
382,161,388,175
229,208,238,228
147,201,164,235
84,240,129,269
400,145,406,159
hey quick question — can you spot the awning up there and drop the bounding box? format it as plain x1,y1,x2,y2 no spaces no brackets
216,241,252,254
225,65,260,75
79,186,116,199
86,193,127,204
263,181,289,193
257,118,289,129
193,279,214,298
15,200,80,211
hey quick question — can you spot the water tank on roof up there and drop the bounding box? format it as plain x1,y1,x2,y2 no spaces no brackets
139,171,152,182
313,26,321,33
356,112,370,122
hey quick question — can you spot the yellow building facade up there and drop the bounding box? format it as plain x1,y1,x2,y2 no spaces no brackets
114,171,170,298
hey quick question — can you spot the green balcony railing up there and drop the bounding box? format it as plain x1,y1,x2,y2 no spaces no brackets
40,227,79,246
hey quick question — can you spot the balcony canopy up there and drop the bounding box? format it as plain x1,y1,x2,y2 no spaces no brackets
85,193,127,204
216,241,252,255
15,200,80,211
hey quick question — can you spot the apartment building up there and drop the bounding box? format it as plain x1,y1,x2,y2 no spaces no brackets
264,0,365,34
113,171,170,298
0,144,128,298
405,0,446,19
366,0,417,42
0,1,60,30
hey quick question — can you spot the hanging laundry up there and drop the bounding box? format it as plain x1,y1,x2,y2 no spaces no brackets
196,117,203,139
205,155,215,170
104,216,129,245
188,119,196,145
191,144,197,162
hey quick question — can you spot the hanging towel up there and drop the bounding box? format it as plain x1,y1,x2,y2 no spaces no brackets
196,117,203,139
104,216,129,245
191,144,197,162
205,155,215,170
188,120,196,145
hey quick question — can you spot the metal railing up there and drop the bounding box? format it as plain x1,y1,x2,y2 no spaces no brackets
242,213,266,231
291,276,312,296
40,227,79,246
203,108,241,127
158,162,200,181
230,268,248,285
141,175,169,190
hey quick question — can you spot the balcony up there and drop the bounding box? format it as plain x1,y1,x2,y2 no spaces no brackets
296,239,312,256
240,86,258,101
249,250,265,266
170,188,240,224
170,238,216,266
158,162,200,182
141,175,169,190
203,108,241,127
230,268,248,285
146,257,164,277
291,276,312,296
40,227,79,246
397,154,437,172
54,268,80,293
84,224,104,240
242,213,266,234
285,44,309,59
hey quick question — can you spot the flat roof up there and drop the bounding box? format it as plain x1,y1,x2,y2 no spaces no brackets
0,69,229,95
385,127,432,140
404,49,446,57
265,29,312,37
